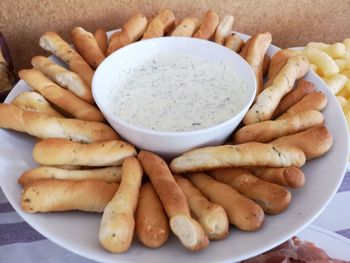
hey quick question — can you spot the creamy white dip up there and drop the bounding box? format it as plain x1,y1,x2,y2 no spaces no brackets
108,52,249,132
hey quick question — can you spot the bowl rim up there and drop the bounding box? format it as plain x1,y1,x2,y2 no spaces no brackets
92,36,257,137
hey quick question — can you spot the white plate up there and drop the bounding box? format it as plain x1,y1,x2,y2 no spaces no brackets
298,225,350,260
0,32,349,262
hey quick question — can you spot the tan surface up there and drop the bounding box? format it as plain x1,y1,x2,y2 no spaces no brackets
0,0,349,69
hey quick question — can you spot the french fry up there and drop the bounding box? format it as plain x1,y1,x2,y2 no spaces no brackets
304,47,339,77
322,73,348,94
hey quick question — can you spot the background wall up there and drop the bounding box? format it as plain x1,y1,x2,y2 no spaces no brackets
0,0,349,69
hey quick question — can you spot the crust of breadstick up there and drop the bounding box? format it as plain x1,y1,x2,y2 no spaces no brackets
188,173,264,231
18,166,122,186
0,104,118,142
239,39,250,58
277,92,328,119
31,56,93,103
214,15,234,45
209,168,291,214
39,31,94,86
70,27,106,69
22,179,119,213
99,157,143,253
170,142,306,174
248,167,305,189
270,126,333,160
262,54,271,77
11,91,63,117
272,79,315,118
233,110,324,144
171,17,201,37
193,10,220,40
174,175,229,240
135,182,170,248
94,28,108,55
142,10,175,40
224,33,244,53
19,69,103,122
243,55,310,124
138,151,209,251
33,139,136,166
107,13,148,55
244,32,272,97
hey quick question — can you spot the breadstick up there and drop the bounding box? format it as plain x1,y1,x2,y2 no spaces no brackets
0,104,118,143
11,91,63,117
18,166,121,186
277,92,328,119
171,17,200,37
39,31,94,86
138,151,209,251
31,56,93,103
262,54,271,77
135,182,170,248
270,126,333,160
248,167,305,189
170,142,306,173
99,157,143,253
244,32,272,97
272,79,315,118
107,13,148,55
19,69,103,122
22,179,119,213
188,173,264,231
193,10,220,40
224,33,244,52
174,175,229,240
70,27,106,69
214,15,234,45
33,138,136,166
142,10,175,40
233,110,324,144
209,168,291,214
94,28,108,54
243,55,310,124
239,39,250,58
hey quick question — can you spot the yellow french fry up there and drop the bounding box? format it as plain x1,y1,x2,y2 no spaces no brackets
324,74,348,94
336,95,347,108
304,47,339,77
324,43,346,59
337,81,350,98
342,69,350,79
306,42,329,50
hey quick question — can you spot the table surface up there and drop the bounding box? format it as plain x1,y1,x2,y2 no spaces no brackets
1,173,350,263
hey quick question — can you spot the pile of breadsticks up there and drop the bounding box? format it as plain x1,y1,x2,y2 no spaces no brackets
0,9,334,253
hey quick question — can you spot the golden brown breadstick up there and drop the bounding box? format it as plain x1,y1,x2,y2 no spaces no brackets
142,10,175,40
272,79,315,118
209,168,291,214
39,31,94,86
22,179,119,213
248,167,305,189
270,126,333,160
170,142,306,174
11,91,64,118
171,17,201,37
138,151,209,251
31,56,93,103
99,157,143,253
70,27,106,69
188,173,264,231
0,104,118,143
214,15,234,45
107,13,148,55
233,110,324,144
19,69,103,122
18,166,122,186
244,32,272,97
94,28,108,55
174,175,229,240
135,182,170,248
224,33,244,53
33,139,136,166
243,55,309,124
262,54,271,77
239,39,250,58
277,92,328,119
193,10,220,40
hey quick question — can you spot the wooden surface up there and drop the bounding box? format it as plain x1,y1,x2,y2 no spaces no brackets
0,0,349,69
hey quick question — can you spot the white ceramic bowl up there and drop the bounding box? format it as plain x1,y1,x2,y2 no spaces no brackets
93,37,256,158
